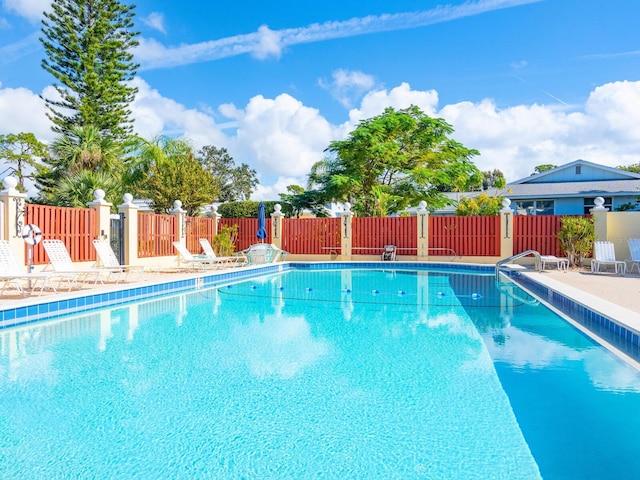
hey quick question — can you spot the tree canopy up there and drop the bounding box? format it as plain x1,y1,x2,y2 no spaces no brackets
455,193,503,216
531,164,557,175
35,125,125,206
0,133,49,192
198,146,258,201
41,0,139,141
123,136,218,215
618,162,640,174
307,106,480,216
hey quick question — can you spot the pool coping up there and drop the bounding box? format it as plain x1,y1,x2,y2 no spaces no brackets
1,262,638,359
506,268,640,365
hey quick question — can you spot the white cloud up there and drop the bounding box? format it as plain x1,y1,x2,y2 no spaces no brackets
252,176,304,201
0,31,41,65
252,25,283,60
141,12,166,34
2,0,50,21
130,77,228,148
2,77,640,200
319,69,376,108
0,84,53,142
343,82,439,130
226,93,336,179
134,0,542,69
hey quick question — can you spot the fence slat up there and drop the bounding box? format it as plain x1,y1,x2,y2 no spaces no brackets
352,217,417,255
218,218,272,252
513,215,591,256
429,216,500,256
137,212,176,258
25,204,96,264
282,218,340,254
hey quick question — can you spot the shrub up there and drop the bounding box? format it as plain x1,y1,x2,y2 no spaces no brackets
213,224,238,256
217,200,293,218
557,216,595,267
455,193,503,216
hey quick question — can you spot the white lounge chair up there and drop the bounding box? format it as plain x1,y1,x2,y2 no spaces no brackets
198,238,247,266
172,242,230,270
540,255,569,272
42,239,106,285
92,240,146,283
626,238,640,274
591,241,626,275
0,240,78,296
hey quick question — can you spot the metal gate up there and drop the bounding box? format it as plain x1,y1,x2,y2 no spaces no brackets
110,213,124,264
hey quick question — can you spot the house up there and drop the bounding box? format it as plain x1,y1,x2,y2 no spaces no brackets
440,159,640,215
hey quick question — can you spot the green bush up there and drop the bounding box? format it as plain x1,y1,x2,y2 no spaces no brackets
557,216,595,267
213,224,239,256
217,200,293,218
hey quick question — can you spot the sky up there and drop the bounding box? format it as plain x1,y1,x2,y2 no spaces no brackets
1,0,640,200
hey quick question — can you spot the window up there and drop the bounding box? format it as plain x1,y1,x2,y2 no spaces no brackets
514,200,555,215
584,197,611,214
575,165,582,175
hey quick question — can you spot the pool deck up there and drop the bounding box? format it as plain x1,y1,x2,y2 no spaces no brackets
2,263,639,330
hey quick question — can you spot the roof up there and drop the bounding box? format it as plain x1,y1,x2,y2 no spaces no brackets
491,179,640,199
510,159,640,185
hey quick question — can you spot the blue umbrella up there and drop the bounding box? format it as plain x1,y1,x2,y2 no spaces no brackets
256,201,267,242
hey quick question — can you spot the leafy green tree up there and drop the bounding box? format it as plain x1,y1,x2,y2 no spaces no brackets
531,164,557,175
557,216,595,267
41,0,139,140
308,106,480,216
455,193,503,216
482,169,507,190
217,201,290,218
36,125,123,204
50,170,121,207
0,133,49,191
198,146,258,201
123,136,218,215
617,162,640,174
278,185,331,218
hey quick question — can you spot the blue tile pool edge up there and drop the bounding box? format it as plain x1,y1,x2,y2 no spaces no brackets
507,270,640,362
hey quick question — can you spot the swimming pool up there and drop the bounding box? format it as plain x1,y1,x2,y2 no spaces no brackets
1,266,639,479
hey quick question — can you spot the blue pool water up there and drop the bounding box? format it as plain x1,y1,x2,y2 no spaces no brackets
1,268,640,479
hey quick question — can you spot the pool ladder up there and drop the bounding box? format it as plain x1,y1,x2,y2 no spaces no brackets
495,250,541,284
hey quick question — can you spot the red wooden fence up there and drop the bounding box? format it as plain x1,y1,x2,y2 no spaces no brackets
185,216,217,254
283,218,341,254
219,218,272,252
26,204,96,264
138,212,176,258
514,215,590,257
352,217,417,255
429,216,500,256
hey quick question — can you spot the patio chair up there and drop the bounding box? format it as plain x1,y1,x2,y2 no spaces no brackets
92,240,146,283
540,255,569,272
42,239,106,285
198,238,247,266
381,245,397,261
591,241,626,275
0,240,78,296
626,238,640,274
172,242,230,271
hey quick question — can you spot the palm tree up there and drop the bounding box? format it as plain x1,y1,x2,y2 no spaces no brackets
36,125,124,204
51,170,122,208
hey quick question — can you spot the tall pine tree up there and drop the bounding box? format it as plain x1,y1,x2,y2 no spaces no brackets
40,0,139,141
